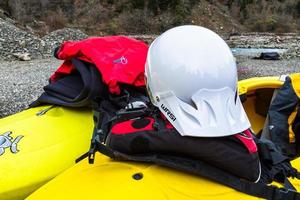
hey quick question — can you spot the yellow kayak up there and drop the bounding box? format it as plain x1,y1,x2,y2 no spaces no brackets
0,106,93,200
27,76,300,200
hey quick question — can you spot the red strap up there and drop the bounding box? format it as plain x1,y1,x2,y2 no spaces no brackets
111,117,155,135
234,129,258,154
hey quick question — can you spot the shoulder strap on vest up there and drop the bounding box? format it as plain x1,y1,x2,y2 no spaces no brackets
86,93,154,164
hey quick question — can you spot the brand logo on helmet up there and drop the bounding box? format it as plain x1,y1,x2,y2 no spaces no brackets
113,56,128,64
161,104,176,121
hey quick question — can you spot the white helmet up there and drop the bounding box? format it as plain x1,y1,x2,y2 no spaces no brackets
145,25,250,137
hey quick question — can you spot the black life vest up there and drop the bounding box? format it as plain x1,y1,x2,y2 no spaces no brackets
83,89,300,200
107,112,260,181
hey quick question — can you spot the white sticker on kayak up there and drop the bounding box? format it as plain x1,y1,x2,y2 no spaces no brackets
279,75,288,82
0,131,23,155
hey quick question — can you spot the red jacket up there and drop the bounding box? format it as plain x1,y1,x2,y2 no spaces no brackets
52,36,149,94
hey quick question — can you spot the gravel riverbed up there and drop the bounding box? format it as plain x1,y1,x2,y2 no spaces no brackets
0,58,61,118
1,57,300,118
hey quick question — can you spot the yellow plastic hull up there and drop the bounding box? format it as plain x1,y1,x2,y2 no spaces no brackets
26,153,300,200
27,76,300,200
0,106,93,200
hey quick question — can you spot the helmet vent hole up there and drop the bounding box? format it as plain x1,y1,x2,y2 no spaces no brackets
204,100,217,124
226,98,235,124
180,97,197,110
234,90,238,104
190,99,198,110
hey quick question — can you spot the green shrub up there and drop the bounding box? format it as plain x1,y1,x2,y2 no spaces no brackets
107,20,118,35
248,14,293,32
265,15,278,31
44,9,68,31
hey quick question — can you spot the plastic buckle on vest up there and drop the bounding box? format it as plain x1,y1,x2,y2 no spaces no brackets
272,187,298,200
88,142,97,164
88,129,102,164
88,151,95,164
97,129,105,143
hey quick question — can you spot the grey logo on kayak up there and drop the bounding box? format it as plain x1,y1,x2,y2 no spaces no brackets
113,56,128,64
161,104,176,122
0,131,23,155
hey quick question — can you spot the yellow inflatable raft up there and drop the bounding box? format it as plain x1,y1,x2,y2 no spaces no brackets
26,76,300,200
0,106,93,200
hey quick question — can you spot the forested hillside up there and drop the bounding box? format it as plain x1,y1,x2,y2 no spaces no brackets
1,0,300,35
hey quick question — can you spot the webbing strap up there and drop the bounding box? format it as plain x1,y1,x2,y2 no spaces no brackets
96,144,300,200
284,178,297,191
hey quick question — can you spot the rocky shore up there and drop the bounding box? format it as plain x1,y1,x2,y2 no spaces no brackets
227,33,300,59
0,58,61,118
131,33,300,58
1,16,300,118
1,56,300,118
1,16,300,61
0,18,88,61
